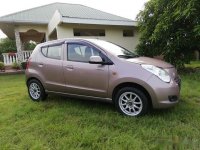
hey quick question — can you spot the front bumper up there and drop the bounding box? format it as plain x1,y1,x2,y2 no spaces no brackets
146,75,181,109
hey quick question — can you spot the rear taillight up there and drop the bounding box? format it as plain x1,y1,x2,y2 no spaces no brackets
26,58,31,70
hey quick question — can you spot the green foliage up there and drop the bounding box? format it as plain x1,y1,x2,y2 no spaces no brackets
0,38,36,62
0,38,16,61
21,61,27,70
24,41,36,50
0,38,17,53
12,62,20,70
0,38,36,53
185,61,200,68
136,0,200,68
0,61,5,71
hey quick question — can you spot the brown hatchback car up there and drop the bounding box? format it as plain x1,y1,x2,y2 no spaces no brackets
25,39,181,116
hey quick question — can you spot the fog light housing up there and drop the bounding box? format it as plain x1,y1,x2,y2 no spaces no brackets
168,96,178,102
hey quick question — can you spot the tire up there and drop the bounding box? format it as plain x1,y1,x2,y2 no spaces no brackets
28,79,47,101
114,87,149,117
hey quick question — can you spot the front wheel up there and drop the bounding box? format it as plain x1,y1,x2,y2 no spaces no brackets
28,79,47,101
114,87,149,116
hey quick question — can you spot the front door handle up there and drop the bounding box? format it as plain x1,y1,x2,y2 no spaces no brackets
66,65,74,70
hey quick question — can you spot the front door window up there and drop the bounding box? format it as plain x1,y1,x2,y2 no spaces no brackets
67,44,100,62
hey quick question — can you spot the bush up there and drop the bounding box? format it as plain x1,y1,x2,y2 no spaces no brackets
0,38,17,54
24,42,36,50
0,62,5,71
12,62,20,70
0,55,3,62
21,61,27,70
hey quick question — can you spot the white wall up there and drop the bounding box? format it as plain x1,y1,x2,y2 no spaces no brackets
57,24,140,51
15,23,140,51
48,10,61,36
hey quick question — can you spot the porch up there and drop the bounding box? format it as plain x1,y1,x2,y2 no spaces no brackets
1,28,46,65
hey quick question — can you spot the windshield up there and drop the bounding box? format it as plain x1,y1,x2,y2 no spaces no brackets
88,39,138,59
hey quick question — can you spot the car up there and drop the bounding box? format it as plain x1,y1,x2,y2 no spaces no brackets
25,38,181,116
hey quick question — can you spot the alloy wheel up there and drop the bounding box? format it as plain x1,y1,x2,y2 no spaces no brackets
119,92,143,116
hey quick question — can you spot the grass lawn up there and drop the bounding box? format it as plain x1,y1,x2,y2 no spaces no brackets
0,65,200,149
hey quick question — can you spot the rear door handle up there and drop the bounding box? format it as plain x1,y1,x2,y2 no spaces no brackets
38,63,44,67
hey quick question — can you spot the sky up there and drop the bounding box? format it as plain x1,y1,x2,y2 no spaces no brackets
0,0,148,38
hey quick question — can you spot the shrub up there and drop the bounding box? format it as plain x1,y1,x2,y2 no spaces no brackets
0,62,5,71
12,62,20,70
21,61,27,70
0,38,17,54
0,55,3,62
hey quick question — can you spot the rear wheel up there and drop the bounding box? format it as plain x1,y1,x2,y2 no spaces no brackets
114,87,149,116
28,79,47,101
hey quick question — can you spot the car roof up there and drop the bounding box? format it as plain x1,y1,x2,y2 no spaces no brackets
38,38,107,47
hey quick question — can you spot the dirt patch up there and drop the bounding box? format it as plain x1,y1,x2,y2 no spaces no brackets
0,69,24,75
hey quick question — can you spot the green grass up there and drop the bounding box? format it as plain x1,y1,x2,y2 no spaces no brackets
185,61,200,68
0,63,200,149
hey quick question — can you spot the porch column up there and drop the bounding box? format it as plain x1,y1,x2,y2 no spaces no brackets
15,30,23,63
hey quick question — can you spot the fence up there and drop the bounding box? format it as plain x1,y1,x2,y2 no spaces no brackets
2,50,32,65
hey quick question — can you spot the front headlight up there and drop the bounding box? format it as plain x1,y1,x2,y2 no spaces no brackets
141,64,171,83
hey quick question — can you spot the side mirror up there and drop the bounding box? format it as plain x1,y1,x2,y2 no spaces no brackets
89,56,103,64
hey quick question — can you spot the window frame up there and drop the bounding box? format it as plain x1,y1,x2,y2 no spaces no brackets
123,29,134,37
41,44,63,60
73,28,105,37
65,42,111,64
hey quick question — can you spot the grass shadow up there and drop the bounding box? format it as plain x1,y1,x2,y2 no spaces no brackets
41,94,181,117
41,94,115,112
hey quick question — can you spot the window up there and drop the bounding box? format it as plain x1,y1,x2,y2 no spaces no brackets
67,43,100,62
41,45,62,60
47,45,61,59
123,30,134,37
73,29,105,36
41,47,48,56
89,40,137,59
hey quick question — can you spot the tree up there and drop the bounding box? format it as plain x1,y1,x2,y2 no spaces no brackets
136,0,200,68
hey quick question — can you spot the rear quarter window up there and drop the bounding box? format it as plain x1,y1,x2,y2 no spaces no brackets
41,47,48,56
41,45,62,60
47,46,61,60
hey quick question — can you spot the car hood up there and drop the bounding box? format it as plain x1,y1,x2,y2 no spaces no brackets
126,57,173,68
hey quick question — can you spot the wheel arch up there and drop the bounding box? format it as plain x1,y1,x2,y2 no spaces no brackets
26,77,44,88
26,77,47,101
112,82,152,107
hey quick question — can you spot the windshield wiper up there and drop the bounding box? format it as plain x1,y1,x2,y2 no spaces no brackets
118,55,139,59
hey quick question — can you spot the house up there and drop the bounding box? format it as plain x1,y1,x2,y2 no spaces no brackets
0,2,139,65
